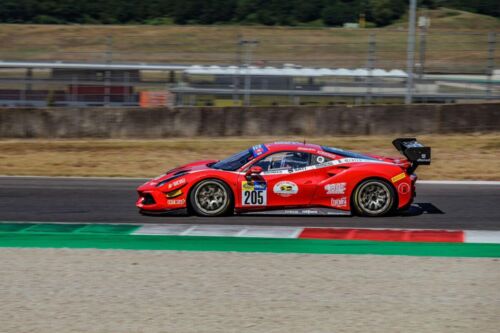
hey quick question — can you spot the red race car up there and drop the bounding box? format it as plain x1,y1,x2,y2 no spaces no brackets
137,138,431,217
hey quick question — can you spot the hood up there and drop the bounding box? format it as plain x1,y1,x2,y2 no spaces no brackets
164,159,218,176
139,159,218,189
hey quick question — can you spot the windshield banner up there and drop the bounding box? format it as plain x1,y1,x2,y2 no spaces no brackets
251,144,269,157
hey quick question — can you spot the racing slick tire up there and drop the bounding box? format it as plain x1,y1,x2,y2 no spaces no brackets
189,179,234,217
351,178,396,217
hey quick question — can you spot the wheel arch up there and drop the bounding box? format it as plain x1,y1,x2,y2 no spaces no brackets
350,176,399,216
186,176,236,215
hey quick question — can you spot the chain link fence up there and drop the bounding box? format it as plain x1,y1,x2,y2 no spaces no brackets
0,27,498,107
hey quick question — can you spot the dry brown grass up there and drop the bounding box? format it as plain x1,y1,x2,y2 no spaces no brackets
0,134,499,179
0,8,498,71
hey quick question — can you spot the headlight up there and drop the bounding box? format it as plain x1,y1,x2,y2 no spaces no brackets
166,189,183,198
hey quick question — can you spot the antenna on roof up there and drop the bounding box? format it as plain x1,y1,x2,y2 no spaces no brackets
303,139,306,144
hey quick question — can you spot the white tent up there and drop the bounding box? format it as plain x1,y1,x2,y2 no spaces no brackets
184,65,407,78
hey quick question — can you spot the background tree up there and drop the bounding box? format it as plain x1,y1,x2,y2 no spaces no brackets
0,0,496,25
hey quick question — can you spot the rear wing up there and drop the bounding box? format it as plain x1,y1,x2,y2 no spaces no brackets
392,138,431,173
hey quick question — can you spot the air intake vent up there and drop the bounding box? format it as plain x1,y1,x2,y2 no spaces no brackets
142,193,156,205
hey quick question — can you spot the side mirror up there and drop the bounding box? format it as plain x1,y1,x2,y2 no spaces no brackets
245,166,263,181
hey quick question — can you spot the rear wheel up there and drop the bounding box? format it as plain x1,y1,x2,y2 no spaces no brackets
189,179,233,217
352,179,396,217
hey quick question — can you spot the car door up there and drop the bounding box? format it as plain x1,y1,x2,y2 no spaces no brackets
237,151,319,209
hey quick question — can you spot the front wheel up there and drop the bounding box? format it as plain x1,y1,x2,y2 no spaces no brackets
351,179,396,217
189,179,234,217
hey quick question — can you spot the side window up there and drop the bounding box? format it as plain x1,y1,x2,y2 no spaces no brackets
253,152,311,171
311,154,332,165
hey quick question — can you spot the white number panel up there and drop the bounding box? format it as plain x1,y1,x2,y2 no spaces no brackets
241,181,267,206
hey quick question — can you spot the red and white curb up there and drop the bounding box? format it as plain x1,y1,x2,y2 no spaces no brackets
132,224,500,244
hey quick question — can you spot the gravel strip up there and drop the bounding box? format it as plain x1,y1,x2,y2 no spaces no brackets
0,248,499,333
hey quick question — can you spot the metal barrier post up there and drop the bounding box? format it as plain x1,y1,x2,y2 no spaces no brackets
366,33,376,104
104,35,113,106
487,32,496,98
405,0,417,104
241,39,258,106
233,36,242,105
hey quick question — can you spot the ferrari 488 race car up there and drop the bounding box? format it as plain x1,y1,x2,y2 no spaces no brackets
137,138,431,217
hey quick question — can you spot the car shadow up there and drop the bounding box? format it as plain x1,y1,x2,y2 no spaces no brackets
140,203,444,218
397,203,445,217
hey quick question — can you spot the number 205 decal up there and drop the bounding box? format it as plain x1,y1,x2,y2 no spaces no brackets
241,181,267,206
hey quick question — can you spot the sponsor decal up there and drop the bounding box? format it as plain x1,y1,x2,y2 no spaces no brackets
317,151,337,159
315,156,325,164
398,182,410,194
167,178,186,189
324,182,346,195
263,168,293,175
251,144,269,157
241,181,267,206
167,199,185,205
260,158,390,175
292,167,306,172
272,141,302,145
297,147,316,152
331,197,347,208
391,172,406,183
284,209,320,215
273,181,299,197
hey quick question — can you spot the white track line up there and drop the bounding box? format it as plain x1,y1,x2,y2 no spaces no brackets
133,224,500,243
133,224,304,239
464,231,500,244
418,180,500,185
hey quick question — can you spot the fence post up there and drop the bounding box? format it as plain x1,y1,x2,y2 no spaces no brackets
487,32,496,98
405,0,417,104
233,35,242,105
366,33,376,104
418,17,427,80
124,71,129,104
104,35,113,107
71,75,78,105
241,39,259,106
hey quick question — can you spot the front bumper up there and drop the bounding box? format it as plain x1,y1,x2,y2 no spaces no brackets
136,189,187,212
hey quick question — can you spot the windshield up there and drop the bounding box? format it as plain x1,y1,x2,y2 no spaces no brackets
321,146,378,160
211,149,254,171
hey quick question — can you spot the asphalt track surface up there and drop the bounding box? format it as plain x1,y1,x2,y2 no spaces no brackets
0,177,499,230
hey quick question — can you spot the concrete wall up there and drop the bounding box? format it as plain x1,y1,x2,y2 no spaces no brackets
0,103,498,138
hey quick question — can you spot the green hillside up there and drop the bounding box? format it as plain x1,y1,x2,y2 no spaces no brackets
390,7,500,30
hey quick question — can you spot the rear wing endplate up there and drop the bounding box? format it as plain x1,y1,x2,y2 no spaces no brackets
392,138,431,172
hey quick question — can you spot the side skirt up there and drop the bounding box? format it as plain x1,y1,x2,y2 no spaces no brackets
239,207,351,216
139,208,188,216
